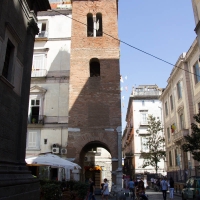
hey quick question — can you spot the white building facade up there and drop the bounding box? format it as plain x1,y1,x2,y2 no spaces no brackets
26,8,72,180
122,85,165,178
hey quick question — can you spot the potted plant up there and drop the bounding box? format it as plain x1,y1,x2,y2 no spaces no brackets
32,118,36,124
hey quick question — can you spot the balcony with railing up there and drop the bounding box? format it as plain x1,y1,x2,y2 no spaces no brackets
31,69,47,77
172,129,189,143
28,115,45,124
28,115,69,125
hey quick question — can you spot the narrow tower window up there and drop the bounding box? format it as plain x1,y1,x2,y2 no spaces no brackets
96,13,103,37
90,58,100,77
87,13,93,37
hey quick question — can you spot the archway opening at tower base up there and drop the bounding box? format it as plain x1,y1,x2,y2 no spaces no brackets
80,141,112,195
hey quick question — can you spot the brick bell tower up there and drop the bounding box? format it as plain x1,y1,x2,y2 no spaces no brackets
68,0,122,188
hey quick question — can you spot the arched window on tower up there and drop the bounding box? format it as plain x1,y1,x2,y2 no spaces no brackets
96,13,102,37
87,13,93,37
90,58,100,77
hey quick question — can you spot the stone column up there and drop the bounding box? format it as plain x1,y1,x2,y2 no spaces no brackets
116,126,123,191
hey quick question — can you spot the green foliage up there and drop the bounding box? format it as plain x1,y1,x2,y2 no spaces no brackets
182,113,200,162
41,183,62,200
141,115,166,173
73,181,89,199
40,180,89,200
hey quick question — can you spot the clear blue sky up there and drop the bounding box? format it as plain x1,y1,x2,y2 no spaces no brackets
118,1,196,129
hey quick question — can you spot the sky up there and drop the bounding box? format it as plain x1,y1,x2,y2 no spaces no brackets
118,1,196,130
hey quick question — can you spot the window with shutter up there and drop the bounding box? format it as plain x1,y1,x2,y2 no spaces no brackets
32,54,45,77
27,130,40,150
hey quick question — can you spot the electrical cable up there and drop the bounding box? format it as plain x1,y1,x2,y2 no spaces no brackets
51,8,200,78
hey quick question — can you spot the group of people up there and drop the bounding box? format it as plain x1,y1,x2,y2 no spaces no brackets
88,178,109,200
128,178,148,200
151,176,175,200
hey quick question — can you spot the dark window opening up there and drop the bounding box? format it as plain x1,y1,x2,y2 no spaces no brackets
51,168,58,180
41,23,46,31
2,39,14,81
96,13,102,37
90,58,100,77
31,106,39,123
87,13,93,37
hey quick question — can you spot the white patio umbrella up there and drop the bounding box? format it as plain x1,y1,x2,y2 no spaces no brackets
25,153,81,170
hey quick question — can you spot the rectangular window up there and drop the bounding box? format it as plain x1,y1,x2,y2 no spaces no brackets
37,22,47,37
169,151,172,166
30,99,40,124
26,130,40,150
140,113,148,125
180,113,184,129
167,127,170,143
2,39,15,82
141,137,149,152
193,62,200,84
165,101,168,116
177,81,182,99
174,149,178,166
32,54,46,77
170,95,174,111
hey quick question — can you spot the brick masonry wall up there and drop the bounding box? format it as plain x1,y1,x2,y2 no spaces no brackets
68,0,121,168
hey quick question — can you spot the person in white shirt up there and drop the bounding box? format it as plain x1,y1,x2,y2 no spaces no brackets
161,177,168,200
102,178,109,200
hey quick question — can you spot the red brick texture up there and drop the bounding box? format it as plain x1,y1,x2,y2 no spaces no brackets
68,0,121,172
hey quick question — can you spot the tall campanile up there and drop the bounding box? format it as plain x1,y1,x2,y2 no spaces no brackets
68,0,122,187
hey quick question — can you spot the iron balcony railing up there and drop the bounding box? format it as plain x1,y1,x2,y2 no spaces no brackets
28,115,45,124
28,116,68,124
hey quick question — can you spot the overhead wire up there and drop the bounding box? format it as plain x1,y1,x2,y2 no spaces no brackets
51,8,200,78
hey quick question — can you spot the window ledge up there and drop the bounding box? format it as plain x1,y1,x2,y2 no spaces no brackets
35,37,48,41
0,75,14,89
26,149,41,151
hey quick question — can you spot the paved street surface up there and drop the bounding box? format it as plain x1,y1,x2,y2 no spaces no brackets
94,190,182,200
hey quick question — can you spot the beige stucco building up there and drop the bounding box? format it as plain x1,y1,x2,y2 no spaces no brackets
160,38,200,181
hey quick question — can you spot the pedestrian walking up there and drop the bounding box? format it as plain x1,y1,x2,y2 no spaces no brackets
169,177,174,199
102,178,109,200
161,177,168,200
88,178,96,200
128,179,135,199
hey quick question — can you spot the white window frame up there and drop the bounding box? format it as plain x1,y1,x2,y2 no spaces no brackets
36,20,48,38
32,54,46,77
141,136,149,152
26,130,41,150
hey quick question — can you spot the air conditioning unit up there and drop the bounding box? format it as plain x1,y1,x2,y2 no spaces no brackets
52,147,59,154
61,148,67,155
